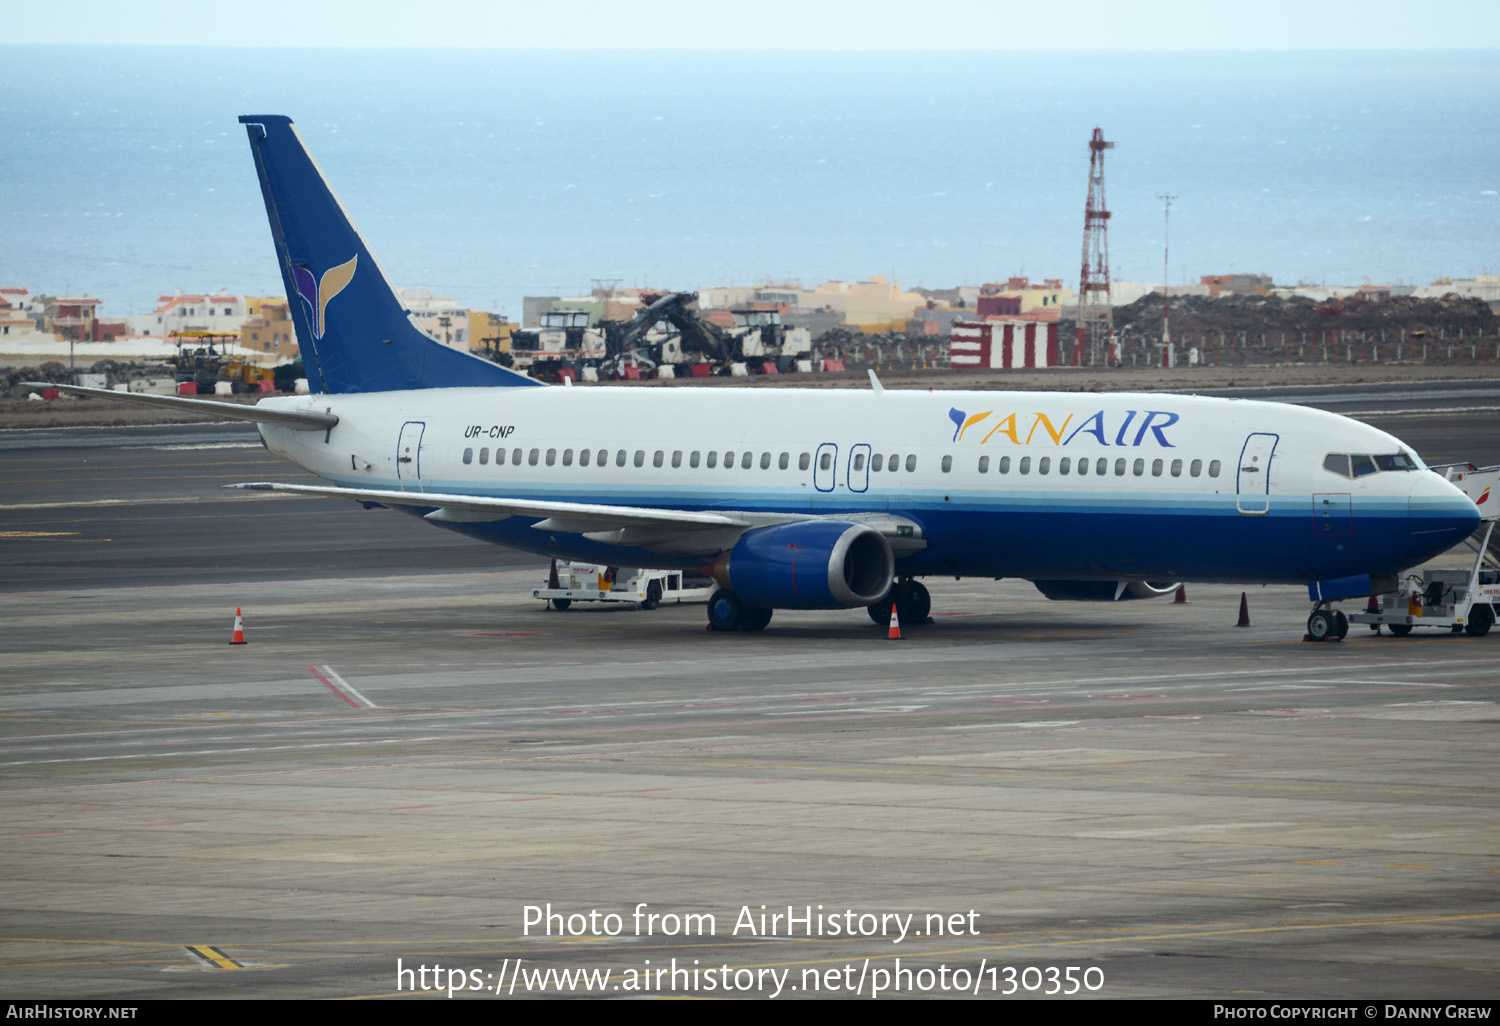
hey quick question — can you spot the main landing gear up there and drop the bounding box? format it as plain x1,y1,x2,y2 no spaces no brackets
706,589,773,632
1305,603,1349,642
867,578,932,627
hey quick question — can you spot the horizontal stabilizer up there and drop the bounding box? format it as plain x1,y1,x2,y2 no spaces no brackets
22,383,338,431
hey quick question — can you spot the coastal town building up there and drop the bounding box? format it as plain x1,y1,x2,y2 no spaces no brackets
129,290,249,337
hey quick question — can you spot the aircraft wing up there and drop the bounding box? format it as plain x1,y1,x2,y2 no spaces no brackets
23,383,338,432
227,481,751,530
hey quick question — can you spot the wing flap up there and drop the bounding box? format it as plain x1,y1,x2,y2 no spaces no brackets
227,481,750,530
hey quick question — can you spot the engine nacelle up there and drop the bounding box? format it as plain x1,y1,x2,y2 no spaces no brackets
710,520,895,609
1031,579,1178,602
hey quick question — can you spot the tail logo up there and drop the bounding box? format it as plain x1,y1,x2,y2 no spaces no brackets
293,255,357,339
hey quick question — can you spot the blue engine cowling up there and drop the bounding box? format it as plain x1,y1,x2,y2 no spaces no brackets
711,520,895,609
1031,579,1178,601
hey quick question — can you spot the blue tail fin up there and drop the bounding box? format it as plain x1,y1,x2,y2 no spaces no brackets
238,115,540,394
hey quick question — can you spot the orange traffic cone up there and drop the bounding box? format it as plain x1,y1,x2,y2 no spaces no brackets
1366,594,1380,613
548,558,561,590
887,602,902,640
229,608,247,645
1173,584,1187,604
1235,592,1250,628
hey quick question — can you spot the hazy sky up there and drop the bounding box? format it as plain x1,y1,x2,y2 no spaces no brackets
6,0,1498,50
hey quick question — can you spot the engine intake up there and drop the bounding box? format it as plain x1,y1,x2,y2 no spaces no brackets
711,520,895,609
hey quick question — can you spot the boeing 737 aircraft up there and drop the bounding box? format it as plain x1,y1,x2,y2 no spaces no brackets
42,115,1483,639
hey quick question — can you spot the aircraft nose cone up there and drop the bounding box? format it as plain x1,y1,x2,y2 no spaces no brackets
1409,472,1481,554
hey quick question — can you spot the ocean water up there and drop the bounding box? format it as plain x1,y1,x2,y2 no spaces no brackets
0,46,1495,321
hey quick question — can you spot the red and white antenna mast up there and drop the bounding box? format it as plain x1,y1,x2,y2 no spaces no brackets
1075,127,1115,366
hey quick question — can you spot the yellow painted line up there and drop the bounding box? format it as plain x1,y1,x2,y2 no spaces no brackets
187,944,242,970
0,531,77,538
1387,864,1435,870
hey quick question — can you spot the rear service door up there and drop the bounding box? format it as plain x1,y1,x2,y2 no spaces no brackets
397,421,426,492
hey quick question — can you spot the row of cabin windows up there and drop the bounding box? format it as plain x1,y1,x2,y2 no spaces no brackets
942,454,1222,478
459,446,1223,481
461,447,923,473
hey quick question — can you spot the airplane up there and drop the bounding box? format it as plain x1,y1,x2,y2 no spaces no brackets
39,114,1484,641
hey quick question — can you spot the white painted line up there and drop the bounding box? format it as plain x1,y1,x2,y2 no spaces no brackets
322,664,378,709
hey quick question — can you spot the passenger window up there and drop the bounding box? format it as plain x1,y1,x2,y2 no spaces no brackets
1077,457,1088,476
779,452,789,470
854,453,866,472
999,456,1011,474
546,448,557,466
1190,458,1202,477
1114,458,1126,476
873,453,885,472
905,455,917,472
820,452,832,471
1038,456,1050,475
653,450,664,468
529,448,540,466
1209,460,1222,478
580,448,591,467
597,449,607,467
978,455,989,473
1351,455,1377,478
1170,459,1182,477
799,453,810,471
635,450,646,468
1058,457,1070,475
690,451,701,468
888,453,899,472
479,447,489,466
707,451,718,469
616,449,627,467
495,448,507,466
463,447,474,465
1151,458,1162,477
724,451,734,469
941,455,952,473
742,452,753,470
1019,456,1031,475
672,451,682,468
1133,458,1144,476
512,448,522,465
760,452,771,470
562,449,573,467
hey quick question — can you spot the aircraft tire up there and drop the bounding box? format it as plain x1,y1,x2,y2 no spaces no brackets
1465,604,1494,637
740,607,773,632
1306,610,1334,641
867,598,893,626
552,598,572,611
707,589,743,632
640,581,662,611
905,580,932,623
1334,610,1349,639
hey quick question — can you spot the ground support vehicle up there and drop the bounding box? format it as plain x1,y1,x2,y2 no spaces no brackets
533,560,716,611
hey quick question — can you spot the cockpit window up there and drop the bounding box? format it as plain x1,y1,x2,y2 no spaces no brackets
1326,452,1419,478
1323,454,1351,478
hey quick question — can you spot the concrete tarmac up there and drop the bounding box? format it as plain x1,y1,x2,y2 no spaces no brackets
1,385,1498,1000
